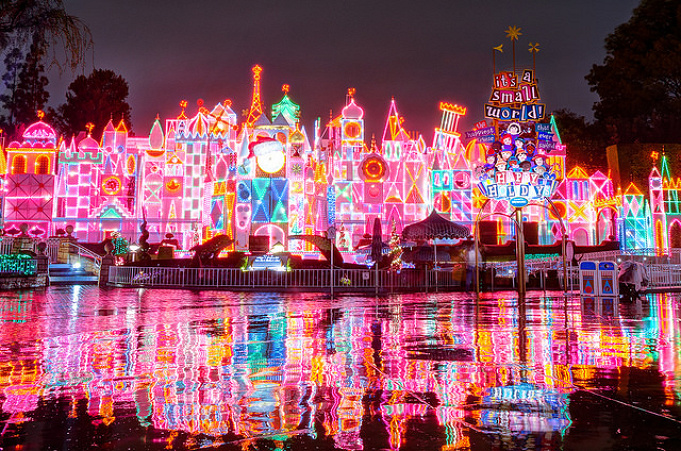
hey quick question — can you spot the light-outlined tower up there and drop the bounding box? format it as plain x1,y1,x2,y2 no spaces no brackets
245,65,264,129
649,165,668,252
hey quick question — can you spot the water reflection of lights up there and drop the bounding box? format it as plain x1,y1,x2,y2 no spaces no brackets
476,384,572,434
0,288,678,448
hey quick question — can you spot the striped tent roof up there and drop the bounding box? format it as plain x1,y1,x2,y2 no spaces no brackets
402,211,470,241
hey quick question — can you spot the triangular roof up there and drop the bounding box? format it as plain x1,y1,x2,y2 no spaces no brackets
660,153,671,181
649,166,661,180
566,166,589,179
384,183,403,203
382,98,404,143
624,182,643,196
104,119,116,133
253,114,271,127
451,152,470,170
271,113,290,126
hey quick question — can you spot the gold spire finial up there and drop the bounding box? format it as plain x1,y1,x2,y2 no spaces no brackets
505,25,522,41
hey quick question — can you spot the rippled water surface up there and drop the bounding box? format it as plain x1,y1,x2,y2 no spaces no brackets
0,287,679,450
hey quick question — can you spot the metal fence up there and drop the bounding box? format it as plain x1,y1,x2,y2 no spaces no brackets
578,248,681,289
0,236,102,277
646,264,681,287
108,266,462,293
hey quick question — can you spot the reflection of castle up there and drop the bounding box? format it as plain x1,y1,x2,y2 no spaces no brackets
0,66,675,253
0,289,678,446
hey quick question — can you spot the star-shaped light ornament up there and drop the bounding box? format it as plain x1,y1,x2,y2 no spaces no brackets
505,26,522,41
528,42,540,54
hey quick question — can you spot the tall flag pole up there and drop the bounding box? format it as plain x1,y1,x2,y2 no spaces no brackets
529,42,540,76
505,25,522,74
493,44,503,75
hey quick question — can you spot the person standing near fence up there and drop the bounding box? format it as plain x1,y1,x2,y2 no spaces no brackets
464,239,482,291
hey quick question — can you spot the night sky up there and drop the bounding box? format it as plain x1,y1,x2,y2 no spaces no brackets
49,0,641,138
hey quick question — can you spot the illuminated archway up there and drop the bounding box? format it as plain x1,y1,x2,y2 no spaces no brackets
655,219,666,254
669,221,681,249
35,155,50,175
11,155,26,174
253,224,286,251
573,228,589,246
595,205,618,244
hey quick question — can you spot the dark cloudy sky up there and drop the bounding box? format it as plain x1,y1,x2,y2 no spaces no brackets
50,0,641,138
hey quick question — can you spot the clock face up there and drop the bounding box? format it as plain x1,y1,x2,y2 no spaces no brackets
344,121,361,139
453,171,471,189
361,155,387,181
257,150,285,174
102,176,121,196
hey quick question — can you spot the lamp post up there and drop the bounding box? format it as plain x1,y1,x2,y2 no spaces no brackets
328,226,336,299
514,207,526,297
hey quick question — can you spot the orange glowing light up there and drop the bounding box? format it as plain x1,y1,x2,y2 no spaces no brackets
505,25,522,41
439,102,467,116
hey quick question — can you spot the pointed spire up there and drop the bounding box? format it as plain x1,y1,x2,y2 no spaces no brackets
115,119,128,133
238,125,251,161
382,98,404,143
245,65,265,128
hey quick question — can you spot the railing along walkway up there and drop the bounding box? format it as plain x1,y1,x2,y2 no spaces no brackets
108,266,462,293
66,243,103,276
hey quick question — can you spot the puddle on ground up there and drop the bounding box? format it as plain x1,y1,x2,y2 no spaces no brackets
0,287,679,449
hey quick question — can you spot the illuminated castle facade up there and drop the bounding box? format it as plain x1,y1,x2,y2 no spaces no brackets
0,66,677,254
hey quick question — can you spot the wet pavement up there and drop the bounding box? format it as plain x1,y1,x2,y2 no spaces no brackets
0,286,679,450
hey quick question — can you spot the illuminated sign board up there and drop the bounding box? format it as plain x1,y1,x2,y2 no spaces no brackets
484,70,545,122
476,65,559,207
248,254,289,270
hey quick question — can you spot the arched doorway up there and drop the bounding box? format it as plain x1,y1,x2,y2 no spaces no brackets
669,221,681,249
253,224,286,252
573,228,589,246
